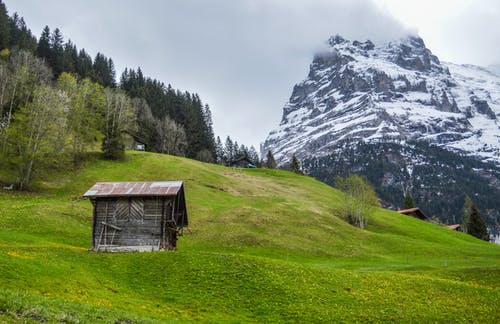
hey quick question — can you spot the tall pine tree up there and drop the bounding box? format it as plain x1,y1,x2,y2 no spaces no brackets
50,27,64,75
224,136,234,162
61,40,77,74
461,196,489,241
37,26,51,62
265,150,277,169
403,191,415,209
0,1,10,50
290,154,303,174
8,14,37,52
92,53,115,87
248,146,259,166
76,49,93,78
0,0,9,50
215,136,224,164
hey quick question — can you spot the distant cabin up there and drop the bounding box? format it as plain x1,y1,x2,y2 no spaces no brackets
397,207,428,221
134,141,146,151
123,131,147,151
228,156,256,168
447,224,462,231
83,181,188,252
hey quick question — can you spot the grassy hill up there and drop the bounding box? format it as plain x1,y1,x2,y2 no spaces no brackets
0,151,498,322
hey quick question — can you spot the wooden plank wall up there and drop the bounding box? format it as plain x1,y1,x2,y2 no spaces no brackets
93,197,174,249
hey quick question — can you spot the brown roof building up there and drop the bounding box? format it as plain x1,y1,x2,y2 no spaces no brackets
397,207,428,221
83,181,188,252
447,224,462,231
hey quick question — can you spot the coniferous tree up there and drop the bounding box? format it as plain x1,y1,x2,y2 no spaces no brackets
240,145,246,159
76,49,92,78
8,14,37,52
248,146,259,166
92,53,115,87
0,0,9,50
49,28,63,75
36,26,51,62
232,141,240,159
119,67,216,162
290,154,303,174
202,104,216,158
462,196,489,241
403,191,415,209
215,136,224,164
107,58,116,87
8,13,21,47
224,136,234,162
61,40,77,74
265,150,277,169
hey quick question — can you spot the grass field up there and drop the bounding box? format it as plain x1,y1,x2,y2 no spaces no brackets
0,151,499,322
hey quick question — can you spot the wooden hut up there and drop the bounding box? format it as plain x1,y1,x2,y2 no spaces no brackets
83,181,188,252
397,207,428,221
228,156,256,168
123,131,148,151
447,224,462,231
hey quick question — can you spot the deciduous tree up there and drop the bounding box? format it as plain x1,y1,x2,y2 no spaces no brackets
155,114,187,156
57,73,104,163
7,85,66,189
336,174,379,229
102,88,134,159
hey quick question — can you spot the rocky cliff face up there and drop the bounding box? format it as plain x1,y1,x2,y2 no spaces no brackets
263,35,499,165
262,35,500,237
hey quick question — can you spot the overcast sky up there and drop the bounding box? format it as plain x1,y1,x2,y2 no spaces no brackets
6,0,500,151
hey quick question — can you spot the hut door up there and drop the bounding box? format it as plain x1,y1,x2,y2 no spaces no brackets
115,199,129,224
115,198,144,224
130,198,144,224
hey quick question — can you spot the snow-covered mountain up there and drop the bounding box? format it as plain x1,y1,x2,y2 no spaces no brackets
262,35,500,236
263,35,500,165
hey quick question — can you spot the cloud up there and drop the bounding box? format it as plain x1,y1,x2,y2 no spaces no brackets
125,0,410,148
429,0,500,66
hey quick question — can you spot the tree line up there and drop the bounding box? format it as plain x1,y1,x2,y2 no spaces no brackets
0,0,223,189
120,68,215,161
214,135,259,166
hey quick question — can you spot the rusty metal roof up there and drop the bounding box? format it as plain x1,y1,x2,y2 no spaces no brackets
397,208,419,214
83,181,183,198
397,207,428,220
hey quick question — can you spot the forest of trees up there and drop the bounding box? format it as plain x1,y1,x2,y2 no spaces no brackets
0,0,240,189
0,0,306,192
214,135,260,166
120,68,216,160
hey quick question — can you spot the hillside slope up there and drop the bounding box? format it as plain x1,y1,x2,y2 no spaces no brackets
0,152,499,322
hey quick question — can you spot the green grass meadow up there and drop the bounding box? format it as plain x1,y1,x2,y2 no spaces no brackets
0,151,499,322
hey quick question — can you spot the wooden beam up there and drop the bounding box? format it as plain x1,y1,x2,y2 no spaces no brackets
160,198,165,249
91,200,97,249
101,221,122,231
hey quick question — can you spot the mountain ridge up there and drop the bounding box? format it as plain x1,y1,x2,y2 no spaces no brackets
263,34,499,166
262,34,500,234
